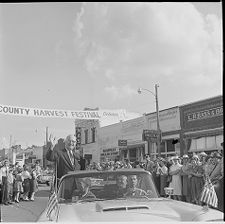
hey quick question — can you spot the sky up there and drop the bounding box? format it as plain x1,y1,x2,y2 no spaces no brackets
0,2,222,148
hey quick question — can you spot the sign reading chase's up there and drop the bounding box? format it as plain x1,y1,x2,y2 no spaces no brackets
0,104,123,120
187,106,223,122
182,96,223,131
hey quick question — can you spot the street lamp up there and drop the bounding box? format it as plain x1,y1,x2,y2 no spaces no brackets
138,84,161,156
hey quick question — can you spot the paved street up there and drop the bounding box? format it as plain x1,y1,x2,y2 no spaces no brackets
1,184,50,222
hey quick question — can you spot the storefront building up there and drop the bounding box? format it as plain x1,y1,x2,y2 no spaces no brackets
120,117,148,162
98,116,148,162
75,119,100,163
180,95,223,154
145,106,181,158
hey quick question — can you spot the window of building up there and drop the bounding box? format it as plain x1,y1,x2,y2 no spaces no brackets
216,135,223,148
189,139,197,151
160,142,166,153
91,127,96,143
167,139,175,152
84,129,88,144
196,137,205,150
206,136,216,149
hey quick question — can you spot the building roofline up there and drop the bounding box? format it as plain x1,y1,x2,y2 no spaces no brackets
179,95,222,107
145,106,179,116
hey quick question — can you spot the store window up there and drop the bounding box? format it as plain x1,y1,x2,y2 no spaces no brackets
216,135,223,148
84,129,88,144
189,139,197,151
189,135,223,152
167,139,175,152
206,136,216,149
196,137,205,150
160,142,166,153
91,127,96,143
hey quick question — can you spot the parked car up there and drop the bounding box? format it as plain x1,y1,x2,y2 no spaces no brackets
37,169,224,222
37,172,53,186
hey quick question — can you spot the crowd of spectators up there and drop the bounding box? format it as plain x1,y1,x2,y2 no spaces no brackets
0,160,41,205
86,149,224,212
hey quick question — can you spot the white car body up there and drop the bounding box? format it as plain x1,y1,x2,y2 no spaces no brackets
37,169,224,222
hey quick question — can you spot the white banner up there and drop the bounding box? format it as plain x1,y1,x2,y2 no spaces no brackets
0,104,125,120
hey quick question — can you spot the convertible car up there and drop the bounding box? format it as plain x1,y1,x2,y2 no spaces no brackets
37,169,224,222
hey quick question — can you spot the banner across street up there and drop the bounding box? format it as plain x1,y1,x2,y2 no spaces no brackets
0,104,125,120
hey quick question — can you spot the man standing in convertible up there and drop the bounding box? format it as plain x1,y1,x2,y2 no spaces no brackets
46,134,81,186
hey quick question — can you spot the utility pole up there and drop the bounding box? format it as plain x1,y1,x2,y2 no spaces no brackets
155,84,161,156
45,127,48,145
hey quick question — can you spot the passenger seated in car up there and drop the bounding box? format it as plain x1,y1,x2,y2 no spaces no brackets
112,175,128,197
125,175,147,197
73,177,96,199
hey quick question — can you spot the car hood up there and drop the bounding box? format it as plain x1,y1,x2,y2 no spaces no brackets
56,198,224,222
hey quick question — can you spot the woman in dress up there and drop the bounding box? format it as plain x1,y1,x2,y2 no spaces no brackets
169,156,182,201
189,155,205,205
180,154,192,202
13,167,24,203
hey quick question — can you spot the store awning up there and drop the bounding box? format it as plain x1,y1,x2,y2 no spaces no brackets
184,127,223,139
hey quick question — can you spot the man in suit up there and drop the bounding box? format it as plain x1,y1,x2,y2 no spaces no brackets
125,175,147,197
46,134,81,186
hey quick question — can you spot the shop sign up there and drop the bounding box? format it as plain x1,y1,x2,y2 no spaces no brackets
118,140,127,146
181,96,223,131
147,107,180,132
100,148,119,158
76,127,82,147
187,106,223,122
142,129,158,142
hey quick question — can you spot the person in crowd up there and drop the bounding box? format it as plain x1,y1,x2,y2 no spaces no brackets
145,155,155,173
180,154,192,202
168,156,182,201
46,134,81,186
7,166,14,204
158,159,168,197
0,160,11,205
125,175,147,196
199,152,207,165
21,164,32,201
79,148,86,171
152,159,161,194
29,164,38,201
209,150,223,212
189,154,204,205
35,161,42,176
124,159,132,168
13,167,24,203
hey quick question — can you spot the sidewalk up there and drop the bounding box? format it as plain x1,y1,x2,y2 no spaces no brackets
1,197,48,222
1,185,49,222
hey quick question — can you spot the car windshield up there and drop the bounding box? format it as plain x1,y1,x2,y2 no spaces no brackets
57,170,158,203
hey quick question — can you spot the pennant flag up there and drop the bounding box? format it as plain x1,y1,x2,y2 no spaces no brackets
200,177,218,208
46,191,58,219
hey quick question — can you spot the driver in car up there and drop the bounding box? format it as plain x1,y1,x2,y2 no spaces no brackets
74,177,96,199
124,175,147,197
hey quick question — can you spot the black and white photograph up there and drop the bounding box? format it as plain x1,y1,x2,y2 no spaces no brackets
0,2,223,222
